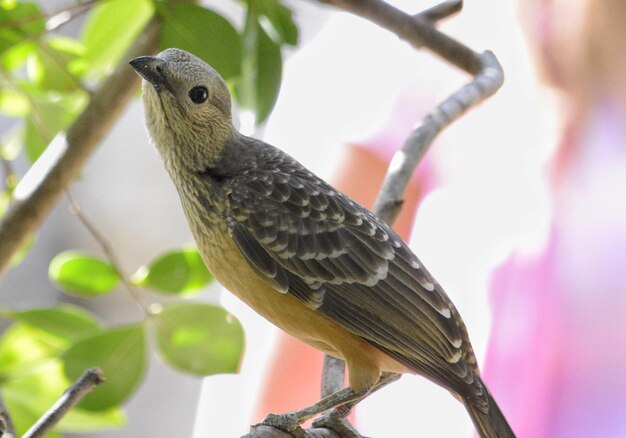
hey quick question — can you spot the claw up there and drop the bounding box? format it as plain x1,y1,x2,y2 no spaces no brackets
312,410,366,438
261,412,307,436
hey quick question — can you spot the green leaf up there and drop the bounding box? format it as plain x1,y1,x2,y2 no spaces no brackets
152,302,244,376
0,126,22,160
132,246,213,295
0,40,36,71
2,358,68,437
23,89,88,161
237,6,283,125
0,191,8,216
9,233,34,267
253,24,282,124
6,305,102,344
81,0,154,78
0,323,64,376
256,0,298,46
0,2,45,53
159,3,241,80
27,37,86,92
49,251,120,297
0,89,28,116
58,405,125,432
63,324,146,411
2,357,124,436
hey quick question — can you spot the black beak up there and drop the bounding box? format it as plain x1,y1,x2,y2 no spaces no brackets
129,56,170,92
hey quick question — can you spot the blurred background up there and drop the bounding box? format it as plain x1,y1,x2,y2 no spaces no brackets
1,0,624,437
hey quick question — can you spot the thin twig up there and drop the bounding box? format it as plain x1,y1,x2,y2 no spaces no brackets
0,70,57,151
66,190,151,314
319,0,483,74
46,0,101,33
418,0,463,22
22,368,104,438
0,0,100,32
0,19,160,277
372,51,502,220
1,158,17,194
37,42,90,95
0,392,15,438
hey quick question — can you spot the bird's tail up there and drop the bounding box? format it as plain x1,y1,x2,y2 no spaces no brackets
463,385,515,438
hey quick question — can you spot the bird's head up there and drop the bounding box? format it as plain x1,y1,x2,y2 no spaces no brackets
130,48,233,170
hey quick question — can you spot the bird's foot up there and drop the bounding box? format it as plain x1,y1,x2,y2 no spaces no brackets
260,412,308,438
312,409,368,438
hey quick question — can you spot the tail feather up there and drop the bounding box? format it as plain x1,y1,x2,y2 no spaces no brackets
463,387,515,438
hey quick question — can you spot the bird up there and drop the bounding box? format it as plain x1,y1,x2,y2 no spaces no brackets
130,48,514,438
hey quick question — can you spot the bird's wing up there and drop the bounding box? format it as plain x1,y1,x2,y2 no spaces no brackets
224,151,480,394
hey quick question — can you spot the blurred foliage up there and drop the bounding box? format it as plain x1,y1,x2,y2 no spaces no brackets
131,246,213,296
49,251,120,296
0,0,299,435
152,302,244,376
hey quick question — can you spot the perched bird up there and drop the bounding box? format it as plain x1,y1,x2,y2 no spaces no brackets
130,48,514,437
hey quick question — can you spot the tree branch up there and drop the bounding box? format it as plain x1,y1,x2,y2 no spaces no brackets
22,368,105,438
0,19,160,277
418,0,463,23
246,425,340,438
318,0,484,74
66,190,152,314
320,355,345,398
0,392,15,438
249,0,504,436
372,50,503,221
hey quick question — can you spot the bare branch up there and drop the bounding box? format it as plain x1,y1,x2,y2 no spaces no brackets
0,392,15,438
318,0,484,74
66,190,152,314
46,0,101,32
22,368,105,438
0,19,160,277
243,424,340,438
1,158,17,194
418,0,463,23
321,356,345,398
373,50,503,221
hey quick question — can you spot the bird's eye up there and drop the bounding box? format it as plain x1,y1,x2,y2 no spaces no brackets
188,86,208,104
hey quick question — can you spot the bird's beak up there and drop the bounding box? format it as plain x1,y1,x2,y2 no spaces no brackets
129,56,170,92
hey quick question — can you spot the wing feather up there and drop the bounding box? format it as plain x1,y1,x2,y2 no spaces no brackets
224,144,481,398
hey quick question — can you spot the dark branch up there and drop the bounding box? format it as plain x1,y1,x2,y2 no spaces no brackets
0,392,15,438
373,50,503,221
66,191,152,314
418,0,463,23
318,0,484,74
321,356,345,398
245,424,340,438
22,368,104,438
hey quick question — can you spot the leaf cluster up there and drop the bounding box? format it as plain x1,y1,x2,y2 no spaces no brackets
0,0,299,435
1,247,245,436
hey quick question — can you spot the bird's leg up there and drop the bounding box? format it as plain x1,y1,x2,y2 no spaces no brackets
261,384,374,434
261,372,401,436
311,372,401,437
337,372,401,415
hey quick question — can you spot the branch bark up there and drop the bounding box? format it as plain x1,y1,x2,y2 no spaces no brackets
22,368,104,438
0,392,15,438
0,19,160,277
249,0,504,437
